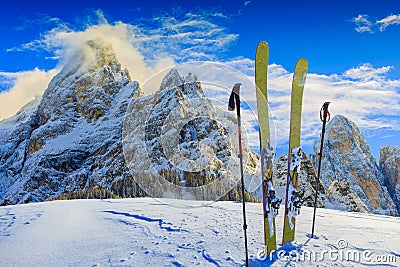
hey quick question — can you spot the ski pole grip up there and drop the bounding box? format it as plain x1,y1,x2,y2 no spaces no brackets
320,102,331,122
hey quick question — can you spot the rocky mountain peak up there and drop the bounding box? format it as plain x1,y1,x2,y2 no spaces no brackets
123,67,259,200
0,40,142,205
326,115,373,162
314,114,397,215
0,48,260,205
37,38,132,124
159,69,203,97
325,179,369,213
26,38,135,158
380,145,400,213
85,38,120,71
159,69,184,91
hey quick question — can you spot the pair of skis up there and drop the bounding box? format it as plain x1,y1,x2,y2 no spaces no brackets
255,41,308,255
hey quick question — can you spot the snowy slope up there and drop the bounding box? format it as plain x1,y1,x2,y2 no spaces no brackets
0,198,398,266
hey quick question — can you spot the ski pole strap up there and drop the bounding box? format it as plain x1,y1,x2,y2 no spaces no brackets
228,83,242,111
319,102,331,122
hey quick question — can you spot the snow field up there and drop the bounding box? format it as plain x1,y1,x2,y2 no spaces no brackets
0,198,399,266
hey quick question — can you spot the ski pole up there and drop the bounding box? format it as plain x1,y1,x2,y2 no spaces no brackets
311,102,330,238
228,83,249,267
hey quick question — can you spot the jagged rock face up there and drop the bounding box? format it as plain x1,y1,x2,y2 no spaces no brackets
325,180,369,213
380,146,400,212
272,152,329,208
0,39,140,205
0,40,260,205
314,114,397,216
0,98,40,201
122,68,259,201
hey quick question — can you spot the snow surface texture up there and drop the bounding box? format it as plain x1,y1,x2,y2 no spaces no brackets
0,198,398,267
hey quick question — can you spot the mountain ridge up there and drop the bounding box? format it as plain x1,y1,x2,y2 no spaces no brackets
0,40,398,217
0,39,260,205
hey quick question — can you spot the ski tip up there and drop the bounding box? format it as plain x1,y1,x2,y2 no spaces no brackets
296,58,308,68
257,41,269,51
291,58,308,88
294,58,308,76
257,40,269,46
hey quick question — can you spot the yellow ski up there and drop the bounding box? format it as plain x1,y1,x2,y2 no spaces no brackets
282,58,308,245
255,41,281,255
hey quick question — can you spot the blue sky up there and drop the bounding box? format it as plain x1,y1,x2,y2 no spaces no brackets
1,0,400,158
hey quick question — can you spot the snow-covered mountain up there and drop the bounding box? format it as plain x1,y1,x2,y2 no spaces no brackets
0,39,259,205
0,38,141,205
313,114,397,216
0,198,399,266
0,40,398,218
122,66,261,201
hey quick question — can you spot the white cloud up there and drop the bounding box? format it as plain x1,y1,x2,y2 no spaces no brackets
1,19,176,120
133,12,238,63
0,68,59,120
168,59,400,156
376,14,400,31
272,63,400,148
10,21,175,83
351,14,373,33
2,10,399,154
224,56,254,76
301,68,400,144
6,10,237,81
352,13,400,33
2,10,239,119
209,58,400,152
12,13,64,32
342,63,392,81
